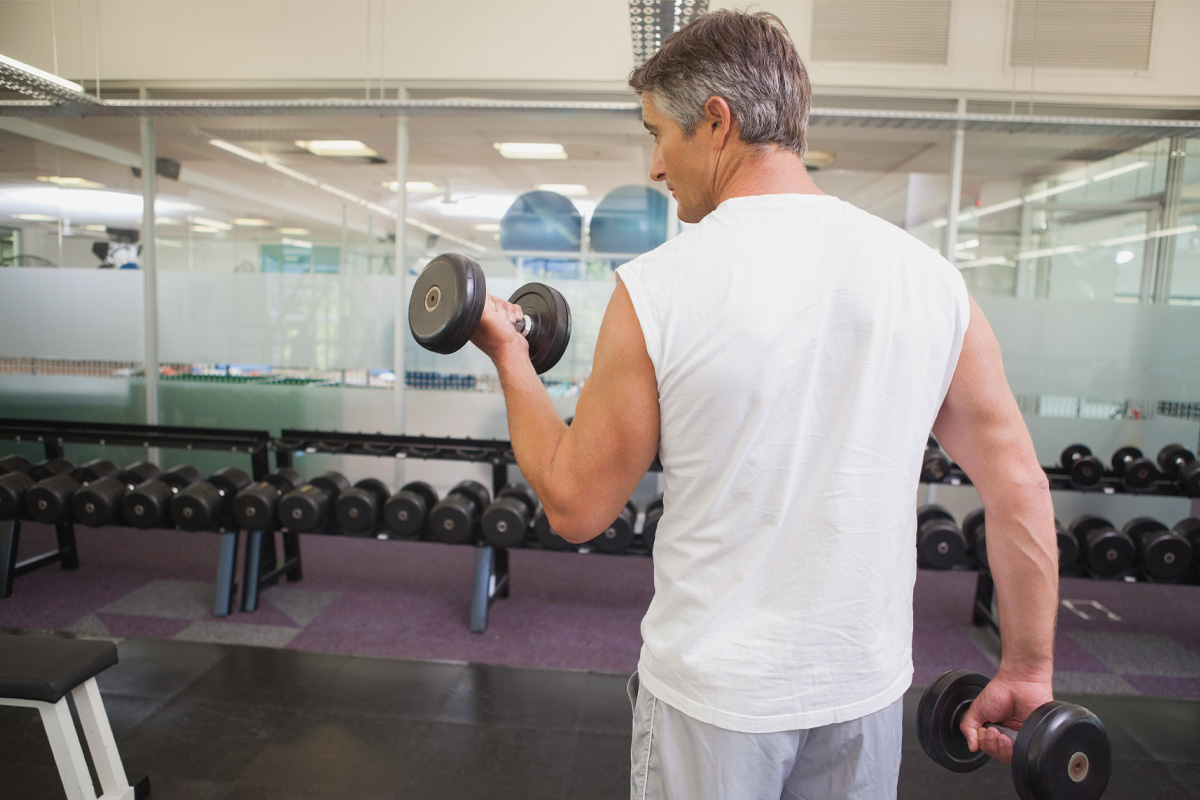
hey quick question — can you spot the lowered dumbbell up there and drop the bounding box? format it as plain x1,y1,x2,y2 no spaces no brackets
961,509,988,571
1060,444,1104,489
1122,516,1192,583
408,252,572,374
0,455,32,476
1069,515,1135,579
382,481,439,539
279,472,351,533
1173,518,1200,576
482,483,539,548
122,465,205,529
170,467,253,532
641,496,664,553
534,509,572,550
428,480,491,544
232,468,306,530
335,478,391,536
1110,446,1156,491
26,459,120,524
1157,444,1200,497
917,669,1111,800
0,458,74,520
921,445,951,482
1055,519,1080,571
594,501,637,555
917,505,967,569
72,462,162,527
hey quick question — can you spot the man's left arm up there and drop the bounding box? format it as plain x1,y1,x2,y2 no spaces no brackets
471,277,660,541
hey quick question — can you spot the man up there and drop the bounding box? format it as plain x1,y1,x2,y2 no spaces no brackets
470,10,1058,799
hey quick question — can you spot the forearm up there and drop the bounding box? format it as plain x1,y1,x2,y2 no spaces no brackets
492,343,571,510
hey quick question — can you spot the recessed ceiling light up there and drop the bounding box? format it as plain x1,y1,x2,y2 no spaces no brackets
83,224,108,232
474,223,501,231
295,140,378,158
278,227,310,235
13,213,58,222
535,183,588,196
191,225,222,234
233,218,272,227
37,176,104,189
281,237,313,249
494,142,567,160
384,181,438,192
190,216,233,231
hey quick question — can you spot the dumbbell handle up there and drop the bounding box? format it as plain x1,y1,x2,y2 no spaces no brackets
513,314,534,337
983,722,1019,743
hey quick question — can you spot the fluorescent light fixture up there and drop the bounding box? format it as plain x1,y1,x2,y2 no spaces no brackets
1023,179,1087,203
957,256,1015,269
493,142,567,160
1016,244,1084,261
954,239,980,251
233,218,272,227
191,225,222,234
535,184,589,196
295,140,378,158
385,181,438,192
1115,250,1136,264
0,53,84,93
155,217,183,226
1091,161,1149,183
190,216,233,231
281,237,313,249
474,223,501,232
6,187,142,216
14,213,58,222
1098,225,1199,247
37,176,104,189
278,227,310,235
82,224,108,232
209,139,267,164
154,239,183,249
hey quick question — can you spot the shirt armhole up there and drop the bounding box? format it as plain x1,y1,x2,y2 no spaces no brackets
615,264,663,374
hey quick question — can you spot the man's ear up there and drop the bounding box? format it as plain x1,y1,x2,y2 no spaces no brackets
703,96,736,149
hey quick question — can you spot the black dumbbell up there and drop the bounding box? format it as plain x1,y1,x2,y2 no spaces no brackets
921,446,951,482
0,455,32,476
336,478,391,535
1122,516,1192,583
593,501,637,555
279,471,351,532
232,468,305,530
1157,444,1200,497
122,465,205,529
427,480,491,544
408,252,572,375
533,509,572,550
961,509,988,571
0,458,74,520
917,669,1110,800
482,483,540,548
1172,518,1200,576
1055,519,1079,571
1060,444,1103,489
170,467,253,532
1110,446,1156,490
1069,515,1136,579
916,505,967,569
641,496,664,553
72,461,162,527
382,481,439,539
26,459,120,524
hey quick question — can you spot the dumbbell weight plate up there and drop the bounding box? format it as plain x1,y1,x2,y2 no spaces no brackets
593,501,636,555
1010,702,1111,800
916,669,991,773
1125,517,1191,582
409,253,487,355
534,510,572,550
384,481,439,538
509,282,572,375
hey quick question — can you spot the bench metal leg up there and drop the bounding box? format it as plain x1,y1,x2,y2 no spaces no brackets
241,530,264,612
0,519,17,599
213,531,238,617
39,696,98,800
72,678,137,800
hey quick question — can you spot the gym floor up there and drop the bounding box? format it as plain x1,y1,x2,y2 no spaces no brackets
0,634,1197,799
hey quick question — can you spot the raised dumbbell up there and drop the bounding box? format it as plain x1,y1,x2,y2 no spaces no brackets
0,458,74,520
641,496,664,553
1069,515,1135,579
482,483,540,548
122,465,205,529
335,478,391,536
408,252,572,375
26,459,120,524
534,509,572,550
279,471,351,533
72,462,162,527
1122,516,1192,583
0,455,32,476
961,509,988,571
916,505,967,570
427,480,491,544
382,481,439,539
170,467,253,532
921,445,951,483
1110,446,1156,491
232,468,305,530
593,501,637,555
1157,444,1200,497
1060,444,1104,489
917,669,1111,800
1055,518,1080,571
1173,518,1200,577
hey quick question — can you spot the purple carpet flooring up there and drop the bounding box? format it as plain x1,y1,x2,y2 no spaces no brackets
2,523,1198,699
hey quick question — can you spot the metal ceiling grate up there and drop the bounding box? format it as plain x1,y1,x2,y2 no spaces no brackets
1010,0,1156,70
628,0,710,68
812,0,952,65
0,54,101,108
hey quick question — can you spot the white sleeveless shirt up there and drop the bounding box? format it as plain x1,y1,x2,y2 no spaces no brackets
616,194,969,733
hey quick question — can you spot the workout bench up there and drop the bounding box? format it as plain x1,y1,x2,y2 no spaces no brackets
0,634,149,799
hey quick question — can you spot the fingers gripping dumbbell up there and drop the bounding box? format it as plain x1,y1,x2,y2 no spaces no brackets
1060,444,1103,489
26,459,120,524
916,505,967,570
1157,444,1200,497
170,467,253,532
1068,515,1135,579
123,465,205,529
1122,516,1193,583
232,468,305,531
383,481,439,539
641,496,664,553
72,462,162,527
336,479,391,536
482,483,540,548
0,459,74,521
408,252,572,375
428,480,491,544
279,472,351,533
1110,447,1156,491
918,669,1111,800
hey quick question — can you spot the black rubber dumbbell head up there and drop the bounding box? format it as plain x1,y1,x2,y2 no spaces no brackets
1070,515,1135,579
72,459,120,484
916,505,966,570
428,480,491,544
26,473,83,524
1156,444,1195,476
71,461,159,528
409,253,487,355
642,496,664,553
961,508,988,570
336,478,391,535
383,481,439,539
921,447,950,482
279,471,350,532
171,467,252,532
122,465,203,529
232,468,305,530
0,455,32,476
1060,444,1103,488
1055,519,1079,570
1124,516,1192,582
27,459,74,482
534,509,572,550
1111,446,1156,490
482,483,540,548
593,501,636,555
508,282,572,375
0,471,35,520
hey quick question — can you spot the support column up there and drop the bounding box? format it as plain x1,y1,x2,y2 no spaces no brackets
1152,137,1187,304
139,88,159,430
943,97,967,261
393,89,410,486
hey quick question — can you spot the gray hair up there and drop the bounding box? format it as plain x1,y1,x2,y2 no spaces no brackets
628,10,812,157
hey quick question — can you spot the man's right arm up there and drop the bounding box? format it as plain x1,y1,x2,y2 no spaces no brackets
931,294,1059,763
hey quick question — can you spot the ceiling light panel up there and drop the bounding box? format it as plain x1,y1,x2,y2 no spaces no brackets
629,0,710,67
494,142,567,160
295,140,378,157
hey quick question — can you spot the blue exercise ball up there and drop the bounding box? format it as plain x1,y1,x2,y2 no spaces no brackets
499,190,582,252
588,185,668,255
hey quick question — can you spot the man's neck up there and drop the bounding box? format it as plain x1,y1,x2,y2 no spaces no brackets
712,146,825,207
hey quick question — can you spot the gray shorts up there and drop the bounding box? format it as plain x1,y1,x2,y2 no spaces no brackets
628,672,902,800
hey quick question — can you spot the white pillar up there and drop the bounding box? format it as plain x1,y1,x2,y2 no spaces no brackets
393,89,410,484
943,98,967,261
139,88,159,432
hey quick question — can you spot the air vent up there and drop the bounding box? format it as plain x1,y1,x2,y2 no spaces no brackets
1010,1,1155,70
628,0,710,67
811,0,951,65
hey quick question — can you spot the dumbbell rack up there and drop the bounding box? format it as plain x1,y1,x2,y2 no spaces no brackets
922,459,1200,636
0,418,274,616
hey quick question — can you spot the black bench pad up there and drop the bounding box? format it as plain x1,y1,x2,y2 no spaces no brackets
0,635,118,703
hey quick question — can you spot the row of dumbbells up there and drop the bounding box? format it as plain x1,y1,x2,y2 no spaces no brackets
917,504,1200,582
922,440,1200,495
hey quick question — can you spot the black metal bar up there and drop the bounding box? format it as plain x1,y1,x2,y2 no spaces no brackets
0,418,272,459
14,550,66,575
469,546,495,633
44,440,64,459
240,530,264,612
971,573,999,633
282,532,302,582
279,428,516,464
495,546,510,599
1,519,20,598
54,522,79,571
922,464,1193,498
213,531,238,617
